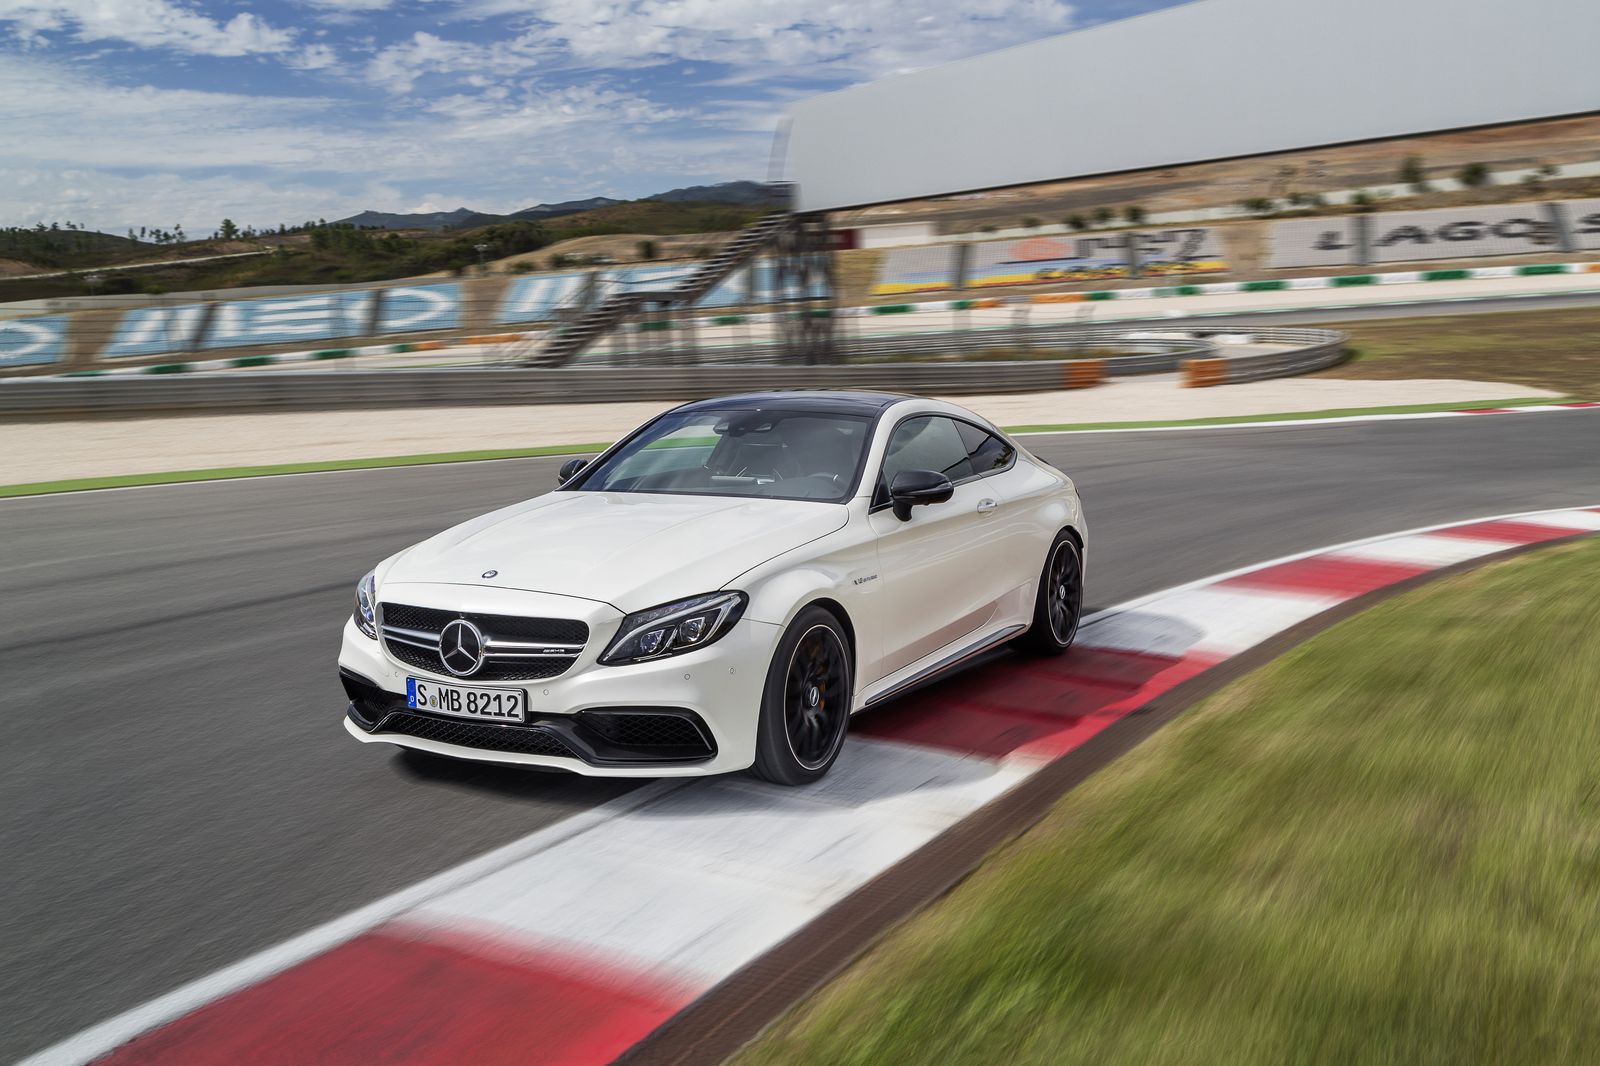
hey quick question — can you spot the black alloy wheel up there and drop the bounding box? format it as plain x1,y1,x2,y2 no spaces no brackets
1020,531,1084,656
752,606,853,784
784,624,850,770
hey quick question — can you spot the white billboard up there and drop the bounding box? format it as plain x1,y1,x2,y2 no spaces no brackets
786,0,1600,213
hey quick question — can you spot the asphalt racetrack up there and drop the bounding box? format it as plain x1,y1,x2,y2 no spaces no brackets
4,408,1598,1060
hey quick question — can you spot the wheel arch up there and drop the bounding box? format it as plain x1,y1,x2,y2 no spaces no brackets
802,597,857,671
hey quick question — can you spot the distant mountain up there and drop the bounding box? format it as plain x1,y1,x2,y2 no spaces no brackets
333,207,481,230
511,196,625,219
647,181,778,205
332,182,777,232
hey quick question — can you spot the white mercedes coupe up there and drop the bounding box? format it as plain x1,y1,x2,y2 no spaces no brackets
339,391,1085,784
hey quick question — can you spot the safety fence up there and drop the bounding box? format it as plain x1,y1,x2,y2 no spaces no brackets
0,329,1346,417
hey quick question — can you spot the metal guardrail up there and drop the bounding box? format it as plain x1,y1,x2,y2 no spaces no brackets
1215,328,1350,383
0,329,1346,417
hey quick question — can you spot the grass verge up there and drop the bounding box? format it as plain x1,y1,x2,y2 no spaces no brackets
1317,304,1600,396
0,442,613,499
0,398,1575,499
1002,395,1558,434
738,536,1600,1066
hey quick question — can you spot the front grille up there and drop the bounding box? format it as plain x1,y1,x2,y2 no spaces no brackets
381,603,588,645
379,602,589,682
579,710,709,750
378,711,578,758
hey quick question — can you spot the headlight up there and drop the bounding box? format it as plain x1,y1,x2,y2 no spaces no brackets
600,591,747,665
355,571,378,639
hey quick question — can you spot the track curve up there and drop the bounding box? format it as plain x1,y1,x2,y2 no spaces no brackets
3,407,1598,1060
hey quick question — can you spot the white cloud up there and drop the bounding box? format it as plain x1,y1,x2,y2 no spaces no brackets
0,56,347,171
450,0,1078,81
0,0,298,55
0,54,759,230
288,41,339,69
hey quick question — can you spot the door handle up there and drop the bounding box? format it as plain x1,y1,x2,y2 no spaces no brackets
976,498,998,515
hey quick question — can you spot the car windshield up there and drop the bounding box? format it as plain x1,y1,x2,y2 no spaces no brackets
569,408,873,502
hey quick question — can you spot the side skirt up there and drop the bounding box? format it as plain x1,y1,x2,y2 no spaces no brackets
859,623,1027,711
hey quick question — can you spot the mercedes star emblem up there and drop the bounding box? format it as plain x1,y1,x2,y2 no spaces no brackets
439,618,486,676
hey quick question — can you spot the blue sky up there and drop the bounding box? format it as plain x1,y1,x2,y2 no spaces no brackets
1,0,1184,234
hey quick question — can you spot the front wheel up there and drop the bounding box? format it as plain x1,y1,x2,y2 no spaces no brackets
1018,531,1083,656
751,606,853,785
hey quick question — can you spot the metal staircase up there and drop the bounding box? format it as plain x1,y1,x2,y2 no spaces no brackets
522,210,795,367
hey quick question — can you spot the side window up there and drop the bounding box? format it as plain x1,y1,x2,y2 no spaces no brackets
955,421,1015,475
879,417,974,499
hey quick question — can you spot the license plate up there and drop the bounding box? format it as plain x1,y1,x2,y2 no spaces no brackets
407,678,526,723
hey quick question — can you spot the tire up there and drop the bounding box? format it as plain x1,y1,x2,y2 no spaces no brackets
1018,531,1084,656
751,606,853,785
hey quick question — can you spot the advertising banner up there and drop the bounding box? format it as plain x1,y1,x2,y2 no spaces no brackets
497,273,593,324
373,283,462,335
873,245,960,295
1267,217,1363,270
1564,199,1600,251
103,304,211,359
1368,204,1562,264
0,314,67,368
1134,227,1229,277
204,291,376,350
966,236,1129,288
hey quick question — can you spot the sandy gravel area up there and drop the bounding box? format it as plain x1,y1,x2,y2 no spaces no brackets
2,376,1560,485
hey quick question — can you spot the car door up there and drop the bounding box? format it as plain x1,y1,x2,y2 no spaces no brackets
866,415,1012,683
950,419,1043,601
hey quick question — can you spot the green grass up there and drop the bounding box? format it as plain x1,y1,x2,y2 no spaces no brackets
1318,305,1600,396
0,442,613,499
738,536,1600,1066
1003,396,1559,434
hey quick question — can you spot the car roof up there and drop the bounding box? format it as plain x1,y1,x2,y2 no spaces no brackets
674,390,912,417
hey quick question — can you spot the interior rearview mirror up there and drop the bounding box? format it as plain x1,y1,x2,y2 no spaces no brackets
557,458,588,485
889,469,954,521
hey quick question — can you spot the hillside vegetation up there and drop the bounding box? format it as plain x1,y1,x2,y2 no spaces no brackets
0,198,770,301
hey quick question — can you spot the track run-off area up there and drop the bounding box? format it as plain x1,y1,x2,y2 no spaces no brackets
4,407,1599,1062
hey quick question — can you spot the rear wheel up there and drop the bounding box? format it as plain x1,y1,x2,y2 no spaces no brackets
751,606,852,785
1019,531,1083,656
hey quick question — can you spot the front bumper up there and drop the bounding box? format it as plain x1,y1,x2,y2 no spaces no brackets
337,609,778,777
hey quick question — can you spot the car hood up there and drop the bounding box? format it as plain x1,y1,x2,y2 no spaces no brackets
381,491,847,611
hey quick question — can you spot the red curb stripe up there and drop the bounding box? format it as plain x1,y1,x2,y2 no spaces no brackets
95,926,686,1066
1218,555,1431,597
1561,401,1600,408
856,648,1218,759
1429,519,1585,545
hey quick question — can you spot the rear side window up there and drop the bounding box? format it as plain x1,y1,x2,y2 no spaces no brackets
955,421,1015,474
880,416,973,485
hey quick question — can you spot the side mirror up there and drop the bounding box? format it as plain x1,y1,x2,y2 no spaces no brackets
557,458,588,485
889,469,954,521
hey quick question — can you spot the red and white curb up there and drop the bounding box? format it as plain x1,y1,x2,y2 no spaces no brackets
25,505,1600,1066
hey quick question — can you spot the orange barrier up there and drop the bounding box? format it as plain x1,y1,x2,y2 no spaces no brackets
463,333,527,345
970,298,1005,309
1062,360,1103,389
410,339,447,352
1031,292,1089,304
1182,357,1228,388
1586,263,1600,273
